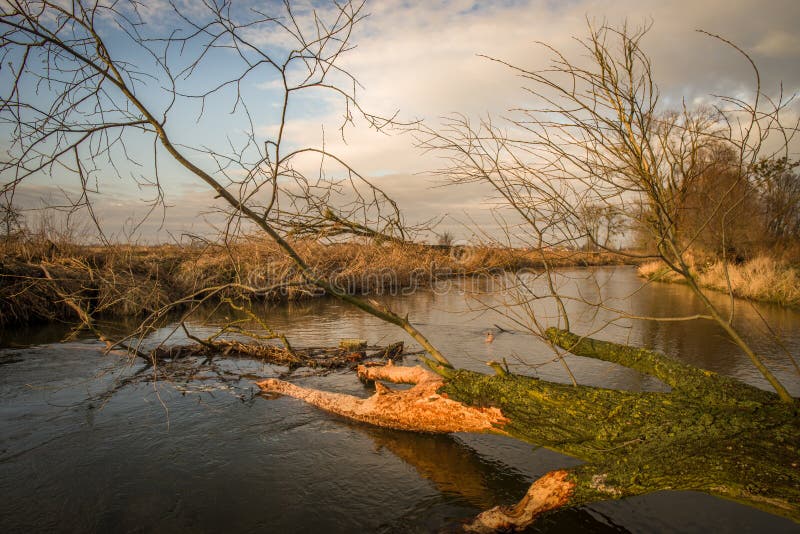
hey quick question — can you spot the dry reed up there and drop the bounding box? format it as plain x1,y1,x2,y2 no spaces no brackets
1,237,629,326
638,256,800,307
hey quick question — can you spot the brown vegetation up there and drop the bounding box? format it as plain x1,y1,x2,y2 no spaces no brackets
633,153,800,307
0,236,628,326
639,255,800,307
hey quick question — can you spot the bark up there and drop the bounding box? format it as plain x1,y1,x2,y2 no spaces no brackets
152,340,405,370
256,331,800,530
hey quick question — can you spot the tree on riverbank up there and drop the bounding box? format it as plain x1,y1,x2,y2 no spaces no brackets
0,0,457,364
755,157,800,250
265,21,800,529
415,22,797,403
1,2,798,531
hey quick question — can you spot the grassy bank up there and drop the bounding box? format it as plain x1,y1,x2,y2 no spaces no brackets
1,237,627,327
638,256,800,307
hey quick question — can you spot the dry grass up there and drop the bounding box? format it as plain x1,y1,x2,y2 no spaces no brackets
638,256,800,307
637,260,686,283
1,236,630,326
700,257,800,306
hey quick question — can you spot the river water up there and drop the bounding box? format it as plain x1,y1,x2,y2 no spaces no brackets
1,266,798,533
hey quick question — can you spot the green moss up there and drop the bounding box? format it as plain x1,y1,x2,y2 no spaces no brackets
545,328,776,404
436,334,800,522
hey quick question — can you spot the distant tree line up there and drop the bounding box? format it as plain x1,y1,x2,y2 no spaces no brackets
637,145,799,262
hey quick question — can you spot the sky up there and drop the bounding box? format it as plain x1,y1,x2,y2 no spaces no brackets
5,0,800,244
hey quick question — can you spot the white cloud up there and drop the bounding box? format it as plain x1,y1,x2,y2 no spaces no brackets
276,0,800,176
754,30,800,58
11,0,799,242
254,79,285,91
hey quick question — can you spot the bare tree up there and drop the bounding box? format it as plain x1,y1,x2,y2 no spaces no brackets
0,0,451,365
260,21,799,531
437,230,455,247
755,157,800,245
3,5,799,531
577,202,625,251
1,198,23,239
416,21,797,403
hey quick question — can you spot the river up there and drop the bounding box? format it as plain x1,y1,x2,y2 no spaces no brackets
1,266,798,533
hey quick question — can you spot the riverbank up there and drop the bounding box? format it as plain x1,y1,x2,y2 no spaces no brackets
638,256,800,308
1,238,628,326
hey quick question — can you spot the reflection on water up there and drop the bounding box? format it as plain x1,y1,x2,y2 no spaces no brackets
1,266,798,533
357,426,532,510
577,267,800,393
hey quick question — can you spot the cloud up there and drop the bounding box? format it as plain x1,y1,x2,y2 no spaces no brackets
754,30,800,58
9,182,230,244
10,0,799,242
267,0,800,177
253,79,285,91
343,0,800,110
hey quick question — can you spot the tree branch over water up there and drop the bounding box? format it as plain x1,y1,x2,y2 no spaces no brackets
0,0,452,367
2,4,798,531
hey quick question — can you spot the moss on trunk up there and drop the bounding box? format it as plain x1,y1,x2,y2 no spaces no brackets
440,330,799,527
259,330,799,530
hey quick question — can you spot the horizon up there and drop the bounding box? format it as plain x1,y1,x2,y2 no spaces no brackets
3,0,799,245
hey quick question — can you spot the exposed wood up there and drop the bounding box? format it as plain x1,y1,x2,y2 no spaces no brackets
256,331,800,530
256,360,508,433
465,470,575,533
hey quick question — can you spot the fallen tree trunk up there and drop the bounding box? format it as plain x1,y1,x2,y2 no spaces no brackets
256,329,799,531
258,360,507,433
152,339,405,370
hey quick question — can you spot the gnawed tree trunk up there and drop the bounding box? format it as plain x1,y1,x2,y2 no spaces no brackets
257,361,508,433
257,329,799,531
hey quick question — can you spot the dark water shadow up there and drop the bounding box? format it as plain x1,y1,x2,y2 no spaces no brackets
344,422,629,533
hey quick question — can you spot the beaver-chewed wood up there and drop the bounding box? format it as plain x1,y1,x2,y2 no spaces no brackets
257,360,508,433
255,329,800,531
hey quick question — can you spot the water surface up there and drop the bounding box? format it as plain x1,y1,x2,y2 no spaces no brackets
1,266,798,533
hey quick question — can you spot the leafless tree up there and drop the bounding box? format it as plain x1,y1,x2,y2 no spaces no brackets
437,230,455,247
1,198,23,239
0,0,451,365
577,202,625,250
755,157,800,244
256,18,800,532
416,21,798,403
276,21,796,529
3,6,799,530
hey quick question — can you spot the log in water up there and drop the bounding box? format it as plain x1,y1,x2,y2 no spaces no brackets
1,267,798,532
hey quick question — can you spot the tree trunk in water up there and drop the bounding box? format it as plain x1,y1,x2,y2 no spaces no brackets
256,330,799,531
257,361,507,434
